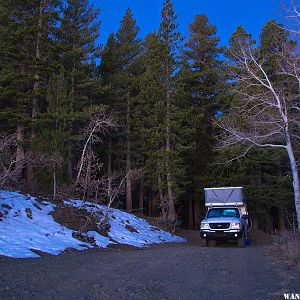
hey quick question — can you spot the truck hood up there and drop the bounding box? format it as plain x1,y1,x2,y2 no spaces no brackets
202,217,241,223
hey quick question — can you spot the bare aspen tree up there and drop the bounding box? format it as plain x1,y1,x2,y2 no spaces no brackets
216,34,300,227
102,169,143,208
76,111,117,185
0,134,21,186
97,169,142,229
280,1,300,113
31,152,63,200
75,111,118,203
283,0,300,35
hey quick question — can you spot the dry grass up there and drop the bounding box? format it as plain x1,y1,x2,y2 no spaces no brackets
272,230,300,265
51,205,111,237
142,216,177,233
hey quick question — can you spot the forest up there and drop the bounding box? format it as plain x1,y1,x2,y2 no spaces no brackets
0,0,299,232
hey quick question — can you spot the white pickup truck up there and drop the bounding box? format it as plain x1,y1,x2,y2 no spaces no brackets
200,187,251,247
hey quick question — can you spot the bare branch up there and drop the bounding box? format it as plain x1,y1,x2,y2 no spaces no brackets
76,111,118,185
217,27,300,226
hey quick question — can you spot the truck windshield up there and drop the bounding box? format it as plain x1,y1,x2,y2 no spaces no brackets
207,208,240,218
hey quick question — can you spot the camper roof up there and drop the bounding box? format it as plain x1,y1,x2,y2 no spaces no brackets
204,187,243,190
204,187,245,207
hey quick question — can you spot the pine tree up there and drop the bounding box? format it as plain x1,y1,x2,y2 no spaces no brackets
259,20,291,75
183,14,224,177
44,67,70,172
59,0,101,112
112,9,142,212
28,0,63,184
134,33,166,215
158,0,183,222
98,33,119,200
0,0,62,180
179,15,225,228
99,33,120,94
227,25,255,57
58,0,101,181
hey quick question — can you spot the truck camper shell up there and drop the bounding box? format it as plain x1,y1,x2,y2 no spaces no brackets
204,187,246,207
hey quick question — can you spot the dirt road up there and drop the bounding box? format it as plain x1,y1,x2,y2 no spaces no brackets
0,231,299,300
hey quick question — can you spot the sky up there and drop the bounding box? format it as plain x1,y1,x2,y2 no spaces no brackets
91,0,283,47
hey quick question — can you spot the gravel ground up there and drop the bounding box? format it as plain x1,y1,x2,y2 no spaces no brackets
0,230,299,300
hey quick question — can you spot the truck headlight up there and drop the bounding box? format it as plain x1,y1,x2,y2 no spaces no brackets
230,222,241,229
201,223,210,229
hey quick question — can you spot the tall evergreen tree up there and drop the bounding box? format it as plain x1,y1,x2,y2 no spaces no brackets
98,33,119,199
135,33,166,215
113,9,142,212
0,0,62,180
181,14,224,228
99,33,119,92
183,15,224,179
135,31,195,219
158,0,183,222
259,20,291,74
58,0,101,180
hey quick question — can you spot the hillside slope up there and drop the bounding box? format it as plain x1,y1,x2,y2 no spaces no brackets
0,191,185,258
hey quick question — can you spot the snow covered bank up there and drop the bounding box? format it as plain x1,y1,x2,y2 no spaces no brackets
0,191,186,258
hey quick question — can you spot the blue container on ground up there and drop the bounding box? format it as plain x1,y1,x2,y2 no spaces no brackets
245,238,251,246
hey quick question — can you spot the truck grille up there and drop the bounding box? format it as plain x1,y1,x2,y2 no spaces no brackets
209,223,230,230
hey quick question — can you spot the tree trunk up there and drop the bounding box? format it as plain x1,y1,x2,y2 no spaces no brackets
32,0,42,118
15,125,25,178
252,218,260,230
67,143,73,182
188,197,194,229
148,193,152,217
27,0,44,185
286,141,300,227
157,166,167,219
53,167,56,201
107,135,112,203
126,96,132,212
193,198,201,230
67,61,76,182
85,142,92,199
26,159,34,186
157,171,168,219
278,206,285,231
165,92,176,222
138,179,144,215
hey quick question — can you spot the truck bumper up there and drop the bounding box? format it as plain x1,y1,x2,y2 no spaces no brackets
200,230,243,240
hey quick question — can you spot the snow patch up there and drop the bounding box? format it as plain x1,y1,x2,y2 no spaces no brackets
0,191,186,258
0,191,90,258
66,199,186,248
86,231,112,248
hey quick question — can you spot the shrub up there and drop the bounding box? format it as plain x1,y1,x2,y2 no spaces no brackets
273,230,300,264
